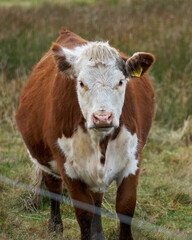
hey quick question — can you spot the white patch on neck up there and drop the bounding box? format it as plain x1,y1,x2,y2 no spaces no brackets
57,126,138,192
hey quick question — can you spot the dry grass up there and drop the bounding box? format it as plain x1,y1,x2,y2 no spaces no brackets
0,115,191,239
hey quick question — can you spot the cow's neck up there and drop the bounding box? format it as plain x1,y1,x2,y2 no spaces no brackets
87,128,112,145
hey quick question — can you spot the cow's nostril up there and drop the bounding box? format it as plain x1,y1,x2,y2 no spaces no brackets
92,114,99,123
108,113,112,120
94,115,99,120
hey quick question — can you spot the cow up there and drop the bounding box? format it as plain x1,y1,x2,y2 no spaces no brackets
15,28,155,240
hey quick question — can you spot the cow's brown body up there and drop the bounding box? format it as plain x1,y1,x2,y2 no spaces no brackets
16,28,155,240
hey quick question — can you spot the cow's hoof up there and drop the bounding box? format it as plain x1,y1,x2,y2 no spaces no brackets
91,231,105,240
48,218,63,235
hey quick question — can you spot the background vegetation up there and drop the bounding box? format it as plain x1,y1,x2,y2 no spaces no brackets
0,0,191,239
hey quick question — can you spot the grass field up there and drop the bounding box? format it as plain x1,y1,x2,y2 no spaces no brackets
0,0,192,239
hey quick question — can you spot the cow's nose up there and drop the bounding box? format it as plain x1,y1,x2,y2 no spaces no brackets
92,112,113,128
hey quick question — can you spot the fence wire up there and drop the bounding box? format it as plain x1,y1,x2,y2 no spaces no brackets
0,174,190,240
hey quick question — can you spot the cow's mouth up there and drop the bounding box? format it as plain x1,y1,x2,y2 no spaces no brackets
89,124,114,133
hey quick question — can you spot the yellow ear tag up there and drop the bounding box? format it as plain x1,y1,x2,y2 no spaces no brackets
131,66,143,77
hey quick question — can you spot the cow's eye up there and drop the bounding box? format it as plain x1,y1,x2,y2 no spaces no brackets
119,80,123,86
114,79,124,90
79,81,84,87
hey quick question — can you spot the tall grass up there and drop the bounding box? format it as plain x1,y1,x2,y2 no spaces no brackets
0,0,192,128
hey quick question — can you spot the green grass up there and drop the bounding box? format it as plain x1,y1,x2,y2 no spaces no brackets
0,0,192,239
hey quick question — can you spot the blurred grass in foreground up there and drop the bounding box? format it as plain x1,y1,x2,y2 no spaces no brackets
0,0,192,239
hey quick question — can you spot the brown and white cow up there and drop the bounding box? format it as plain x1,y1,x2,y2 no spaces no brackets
16,28,155,240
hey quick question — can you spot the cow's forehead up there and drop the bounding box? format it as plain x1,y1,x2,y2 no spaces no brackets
78,64,125,86
74,41,124,74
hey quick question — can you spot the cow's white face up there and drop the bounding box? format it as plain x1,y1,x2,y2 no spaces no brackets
76,62,126,131
52,42,155,134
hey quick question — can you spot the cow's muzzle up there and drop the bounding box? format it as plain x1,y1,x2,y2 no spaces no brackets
92,112,113,129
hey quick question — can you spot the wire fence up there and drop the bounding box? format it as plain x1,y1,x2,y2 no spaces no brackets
0,174,190,240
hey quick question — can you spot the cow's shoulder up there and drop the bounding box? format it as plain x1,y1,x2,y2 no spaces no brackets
122,74,155,145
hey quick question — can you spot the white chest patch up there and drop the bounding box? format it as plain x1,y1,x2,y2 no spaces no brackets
57,126,138,192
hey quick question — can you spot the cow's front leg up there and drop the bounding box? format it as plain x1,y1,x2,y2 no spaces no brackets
90,192,105,240
43,172,63,235
116,174,138,240
64,177,95,240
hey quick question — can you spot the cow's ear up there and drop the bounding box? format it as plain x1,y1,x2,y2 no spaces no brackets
125,52,155,78
51,43,76,76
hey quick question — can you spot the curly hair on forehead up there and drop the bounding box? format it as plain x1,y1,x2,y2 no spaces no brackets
77,41,121,65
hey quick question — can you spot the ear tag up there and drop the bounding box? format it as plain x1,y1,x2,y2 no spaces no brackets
131,66,143,77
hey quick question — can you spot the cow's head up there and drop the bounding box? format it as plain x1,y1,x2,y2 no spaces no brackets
52,42,155,134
